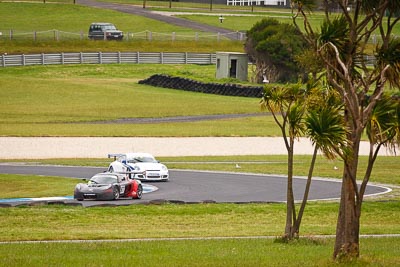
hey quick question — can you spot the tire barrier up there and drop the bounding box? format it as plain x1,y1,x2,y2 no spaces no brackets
138,74,264,98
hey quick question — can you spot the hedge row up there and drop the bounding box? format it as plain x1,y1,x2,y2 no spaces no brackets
138,74,263,98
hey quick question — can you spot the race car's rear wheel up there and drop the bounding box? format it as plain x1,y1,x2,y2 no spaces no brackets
134,184,143,199
113,186,120,200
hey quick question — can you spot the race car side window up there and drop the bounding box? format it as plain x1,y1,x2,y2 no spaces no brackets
118,155,126,163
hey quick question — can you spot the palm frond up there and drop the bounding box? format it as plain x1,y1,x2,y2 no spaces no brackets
288,102,306,138
367,94,400,152
318,15,349,57
306,106,348,159
375,38,400,88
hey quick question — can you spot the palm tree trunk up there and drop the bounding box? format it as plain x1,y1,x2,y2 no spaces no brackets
333,172,360,259
285,138,296,239
333,138,361,259
294,145,318,235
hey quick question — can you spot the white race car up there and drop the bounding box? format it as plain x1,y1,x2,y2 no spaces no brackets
108,153,169,182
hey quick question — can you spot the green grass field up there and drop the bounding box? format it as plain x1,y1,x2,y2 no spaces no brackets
0,64,277,137
1,2,400,266
1,237,398,266
0,201,399,266
0,2,188,33
2,200,400,239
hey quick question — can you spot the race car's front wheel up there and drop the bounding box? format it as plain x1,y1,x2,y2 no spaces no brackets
134,184,143,199
113,186,120,200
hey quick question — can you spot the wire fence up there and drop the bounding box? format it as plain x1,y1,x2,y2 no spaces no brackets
0,29,246,42
0,28,390,44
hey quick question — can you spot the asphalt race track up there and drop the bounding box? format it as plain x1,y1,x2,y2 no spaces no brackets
0,164,390,207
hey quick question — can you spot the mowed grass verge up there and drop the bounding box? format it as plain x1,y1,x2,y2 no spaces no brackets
0,202,399,266
1,237,399,267
0,201,400,240
0,64,277,137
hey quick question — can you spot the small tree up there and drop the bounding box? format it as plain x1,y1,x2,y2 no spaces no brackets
261,82,305,239
245,18,307,83
261,80,347,239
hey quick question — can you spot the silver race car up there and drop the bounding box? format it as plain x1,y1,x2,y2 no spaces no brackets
74,172,143,201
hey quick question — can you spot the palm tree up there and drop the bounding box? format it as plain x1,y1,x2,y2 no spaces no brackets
260,80,349,239
295,85,348,234
361,95,400,201
292,0,400,259
260,82,305,239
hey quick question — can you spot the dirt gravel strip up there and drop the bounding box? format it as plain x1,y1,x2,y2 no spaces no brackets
0,137,394,159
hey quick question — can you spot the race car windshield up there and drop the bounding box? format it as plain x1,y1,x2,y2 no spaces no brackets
102,25,117,30
128,157,156,163
90,175,117,184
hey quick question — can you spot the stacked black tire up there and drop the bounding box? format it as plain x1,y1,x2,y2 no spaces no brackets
139,74,263,98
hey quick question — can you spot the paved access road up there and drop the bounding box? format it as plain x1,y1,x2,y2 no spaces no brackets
0,164,390,207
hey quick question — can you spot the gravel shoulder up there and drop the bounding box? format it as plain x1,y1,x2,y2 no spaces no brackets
0,137,392,159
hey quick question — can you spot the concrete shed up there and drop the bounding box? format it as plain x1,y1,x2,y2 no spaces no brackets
216,52,248,81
